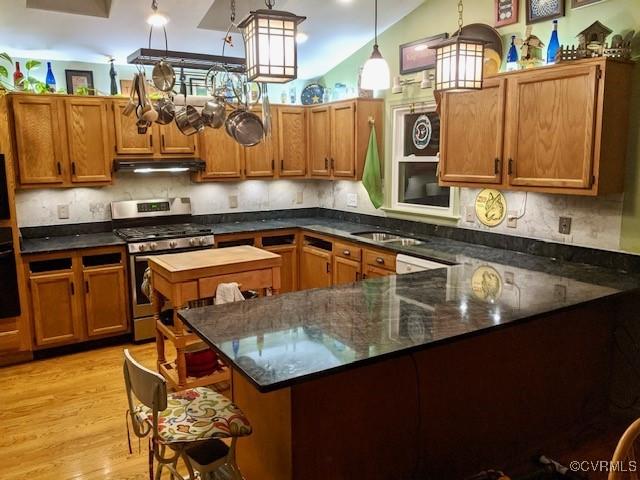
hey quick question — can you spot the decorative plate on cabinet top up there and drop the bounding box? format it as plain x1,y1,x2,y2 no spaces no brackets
475,188,507,227
301,83,325,105
460,23,504,59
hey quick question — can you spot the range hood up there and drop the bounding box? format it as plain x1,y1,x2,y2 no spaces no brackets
113,159,205,174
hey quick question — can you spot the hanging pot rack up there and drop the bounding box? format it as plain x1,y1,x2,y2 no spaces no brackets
127,48,246,73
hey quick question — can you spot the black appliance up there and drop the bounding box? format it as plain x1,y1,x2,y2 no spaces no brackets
0,227,20,319
0,154,10,220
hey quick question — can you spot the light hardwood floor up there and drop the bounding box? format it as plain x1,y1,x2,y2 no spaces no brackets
0,342,175,480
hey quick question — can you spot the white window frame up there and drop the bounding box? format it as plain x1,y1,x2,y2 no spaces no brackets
386,102,459,219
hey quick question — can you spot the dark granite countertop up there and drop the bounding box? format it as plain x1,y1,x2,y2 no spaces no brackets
179,219,640,392
21,232,125,255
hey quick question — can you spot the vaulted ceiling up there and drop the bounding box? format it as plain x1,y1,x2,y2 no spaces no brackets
0,0,424,79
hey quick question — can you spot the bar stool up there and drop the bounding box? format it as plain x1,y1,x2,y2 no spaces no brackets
609,417,640,480
123,349,252,480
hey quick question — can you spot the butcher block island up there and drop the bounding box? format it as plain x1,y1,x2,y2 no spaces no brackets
148,246,282,390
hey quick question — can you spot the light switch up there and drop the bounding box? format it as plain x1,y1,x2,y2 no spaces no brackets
465,205,475,223
228,195,238,209
507,211,518,228
347,193,358,208
57,204,69,219
296,191,304,204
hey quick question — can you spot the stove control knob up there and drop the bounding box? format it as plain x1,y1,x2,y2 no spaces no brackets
149,243,158,251
169,241,177,249
189,238,198,247
138,244,146,252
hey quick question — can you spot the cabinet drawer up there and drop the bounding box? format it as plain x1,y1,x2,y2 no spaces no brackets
334,242,361,261
364,249,396,271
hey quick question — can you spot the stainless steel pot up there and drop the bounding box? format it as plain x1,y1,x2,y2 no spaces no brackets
175,105,204,136
152,60,176,92
154,97,175,125
226,108,264,147
201,96,226,129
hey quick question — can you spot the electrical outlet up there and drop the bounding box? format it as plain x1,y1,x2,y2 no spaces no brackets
507,211,518,228
347,193,358,208
465,205,475,223
559,216,572,235
228,195,238,209
296,191,304,204
57,204,69,219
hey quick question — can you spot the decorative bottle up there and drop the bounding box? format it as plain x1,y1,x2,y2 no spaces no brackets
45,62,56,92
13,62,24,90
506,36,519,72
109,59,118,95
547,20,560,64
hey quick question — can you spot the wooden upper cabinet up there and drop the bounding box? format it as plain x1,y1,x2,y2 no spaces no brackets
440,78,505,185
245,107,278,177
159,121,197,155
30,271,82,347
309,106,331,177
65,98,112,183
197,127,244,179
113,101,154,155
278,107,307,176
438,58,633,196
331,101,356,177
12,95,66,185
84,265,128,337
506,65,598,190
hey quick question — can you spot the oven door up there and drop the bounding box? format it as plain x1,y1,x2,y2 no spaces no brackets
0,237,20,319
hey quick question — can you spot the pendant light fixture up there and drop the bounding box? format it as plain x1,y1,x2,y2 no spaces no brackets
430,0,486,92
238,0,306,83
147,0,169,27
360,0,390,91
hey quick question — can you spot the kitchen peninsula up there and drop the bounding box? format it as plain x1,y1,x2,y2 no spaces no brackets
179,225,640,480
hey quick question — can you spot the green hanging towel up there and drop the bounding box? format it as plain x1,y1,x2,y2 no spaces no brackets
362,126,384,209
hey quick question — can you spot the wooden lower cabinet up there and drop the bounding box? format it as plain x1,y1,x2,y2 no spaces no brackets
30,271,82,347
25,247,129,349
262,244,298,293
84,265,128,337
333,256,361,285
363,264,395,279
300,245,332,290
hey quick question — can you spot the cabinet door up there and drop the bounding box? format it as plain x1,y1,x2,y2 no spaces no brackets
331,102,356,177
113,101,154,155
332,256,361,286
84,266,128,337
159,122,197,155
245,107,278,177
65,98,112,183
309,106,331,177
263,244,298,293
13,96,66,185
506,65,598,189
278,107,307,176
440,78,506,185
198,127,244,179
363,264,394,279
299,246,332,290
30,272,81,347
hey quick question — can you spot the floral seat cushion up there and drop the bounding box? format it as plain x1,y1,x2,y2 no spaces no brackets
134,387,252,443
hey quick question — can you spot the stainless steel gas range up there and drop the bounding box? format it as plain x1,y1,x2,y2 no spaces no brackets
111,198,214,341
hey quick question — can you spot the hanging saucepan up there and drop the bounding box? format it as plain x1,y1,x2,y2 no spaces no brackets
201,96,226,129
226,108,264,147
175,105,204,136
154,97,175,125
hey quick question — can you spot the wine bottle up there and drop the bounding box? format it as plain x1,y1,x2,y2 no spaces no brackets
13,62,24,90
547,20,560,64
45,62,56,92
506,36,519,72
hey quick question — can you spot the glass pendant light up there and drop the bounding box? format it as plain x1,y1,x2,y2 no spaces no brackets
430,0,486,92
147,0,169,27
238,0,306,83
360,0,390,91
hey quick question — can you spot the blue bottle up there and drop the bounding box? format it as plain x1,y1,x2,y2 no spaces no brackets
506,35,519,71
45,62,56,92
547,20,560,64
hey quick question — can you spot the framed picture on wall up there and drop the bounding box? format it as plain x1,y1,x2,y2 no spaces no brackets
571,0,604,8
495,0,519,27
65,70,94,95
399,33,448,75
526,0,565,24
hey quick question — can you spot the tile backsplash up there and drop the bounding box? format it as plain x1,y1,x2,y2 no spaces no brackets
16,176,625,252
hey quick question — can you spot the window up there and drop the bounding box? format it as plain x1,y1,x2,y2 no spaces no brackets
388,103,459,218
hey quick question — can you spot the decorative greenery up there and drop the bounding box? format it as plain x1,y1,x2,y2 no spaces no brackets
0,53,49,93
0,52,13,90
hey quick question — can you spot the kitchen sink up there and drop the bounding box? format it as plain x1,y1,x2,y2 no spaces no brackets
352,231,427,245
